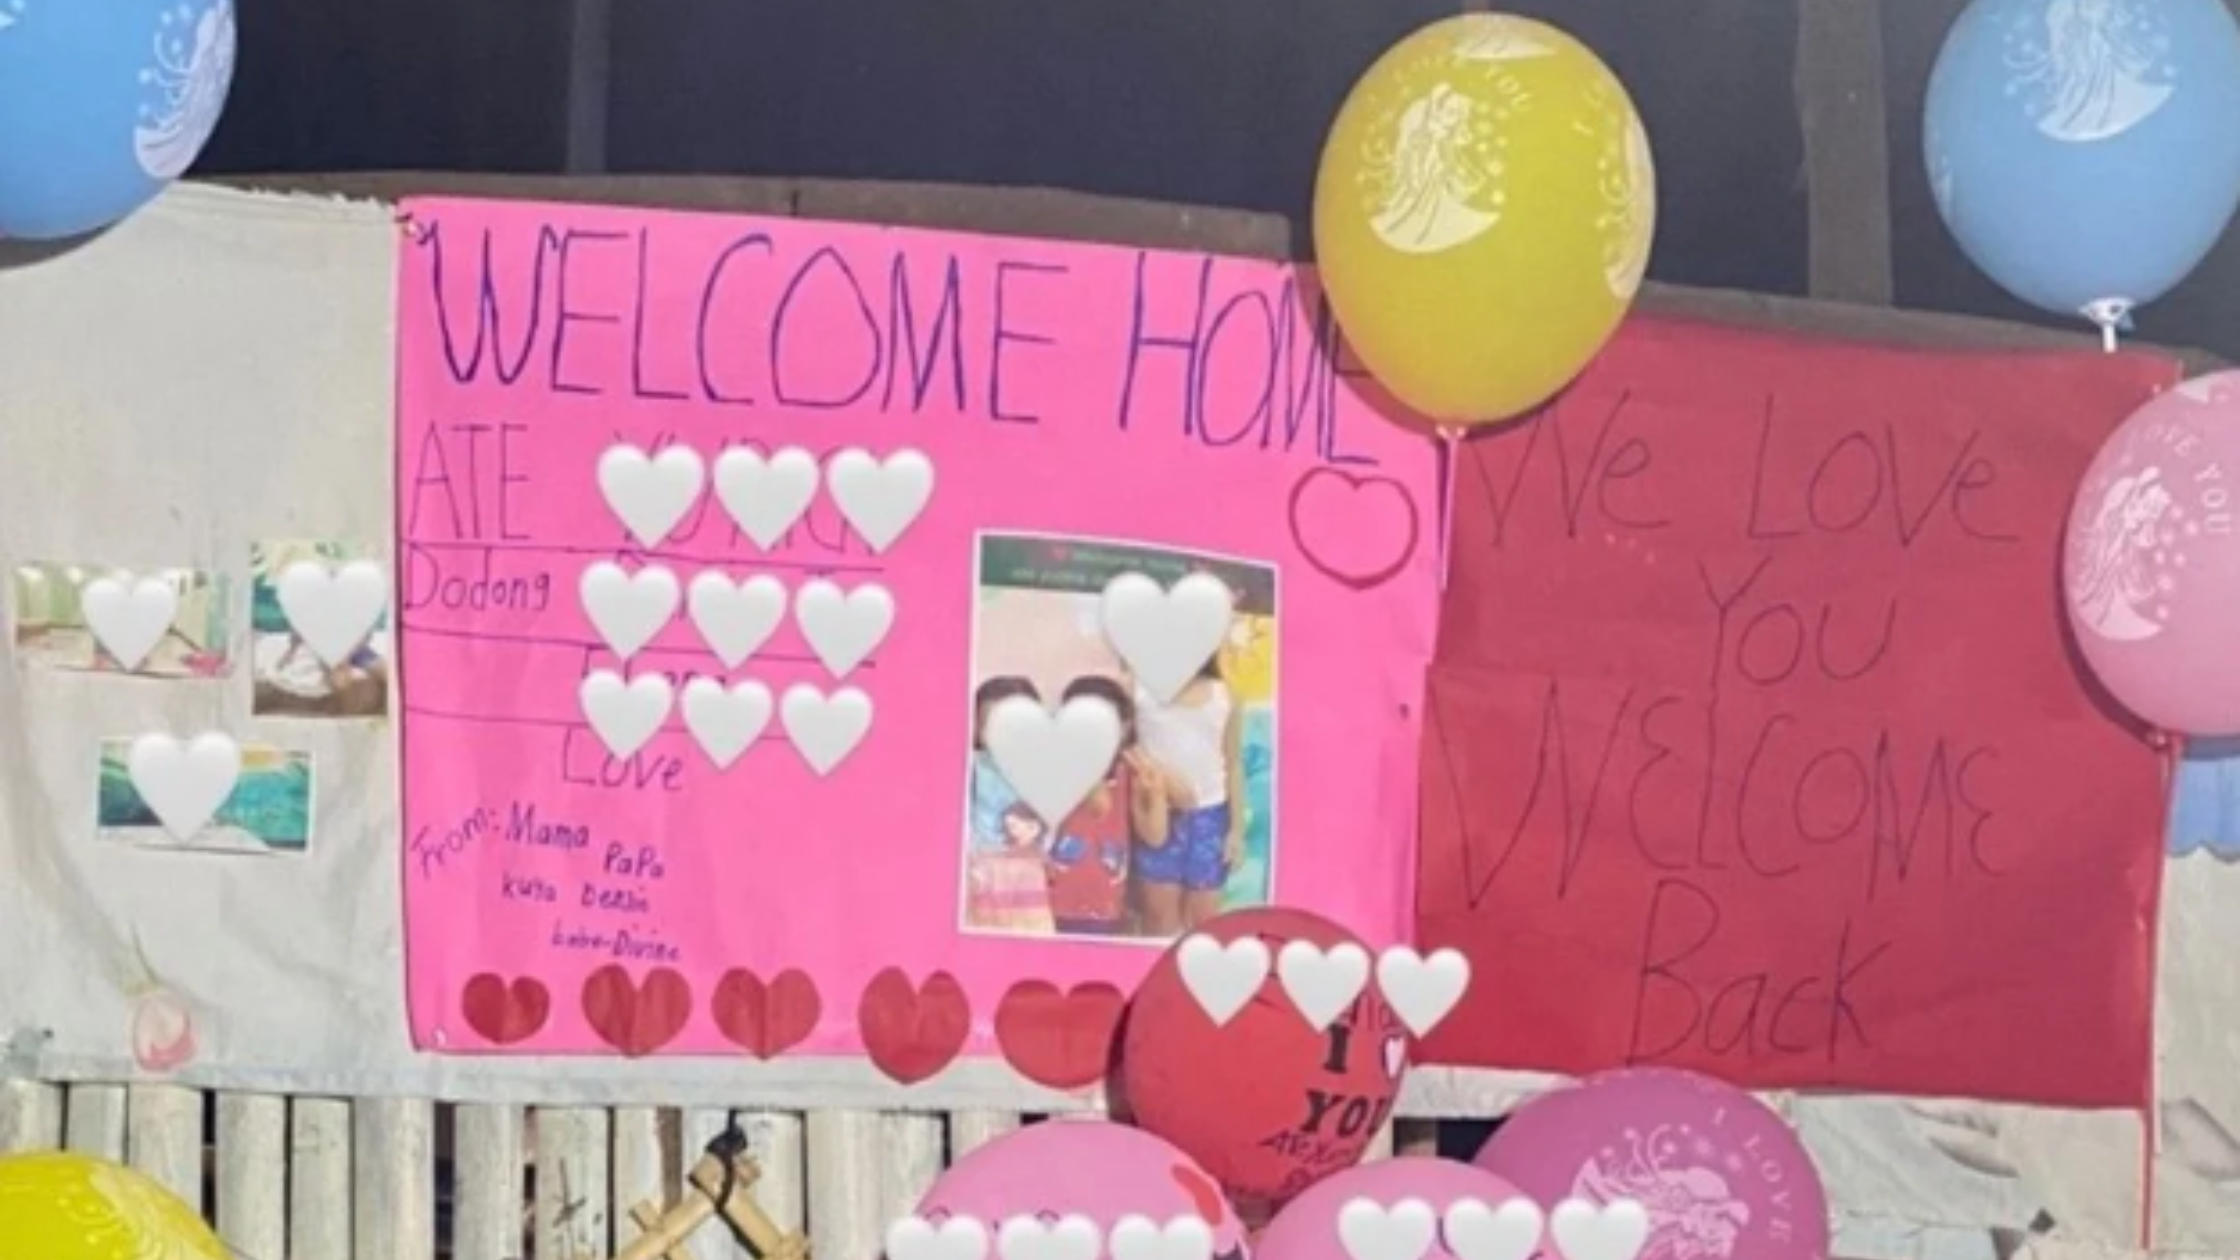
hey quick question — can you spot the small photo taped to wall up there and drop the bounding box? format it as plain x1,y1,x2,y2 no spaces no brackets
96,738,315,856
10,561,233,677
249,539,391,719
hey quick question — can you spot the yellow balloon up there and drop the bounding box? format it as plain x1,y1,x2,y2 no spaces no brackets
1314,13,1656,427
0,1152,228,1260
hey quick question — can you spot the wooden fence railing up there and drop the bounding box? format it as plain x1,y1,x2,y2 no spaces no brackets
0,1079,1446,1260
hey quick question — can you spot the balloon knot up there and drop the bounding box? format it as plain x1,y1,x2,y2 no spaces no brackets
2081,298,2135,354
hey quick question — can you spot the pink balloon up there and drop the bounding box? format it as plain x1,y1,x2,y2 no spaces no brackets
1475,1068,1828,1260
914,1120,1251,1260
1256,1158,1528,1260
2065,371,2240,735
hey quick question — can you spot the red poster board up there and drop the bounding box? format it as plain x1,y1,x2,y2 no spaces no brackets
1416,316,2173,1107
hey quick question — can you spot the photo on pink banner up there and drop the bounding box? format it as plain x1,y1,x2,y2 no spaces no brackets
961,532,1279,943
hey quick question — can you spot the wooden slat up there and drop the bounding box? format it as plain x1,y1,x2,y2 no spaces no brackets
562,0,613,175
805,1111,887,1260
453,1105,527,1260
290,1098,354,1260
880,1114,945,1226
127,1084,206,1211
612,1107,671,1256
535,1107,613,1260
1795,0,1894,305
680,1110,752,1260
737,1111,807,1233
216,1093,289,1260
945,1110,1019,1158
65,1084,128,1161
354,1097,436,1260
0,1079,62,1152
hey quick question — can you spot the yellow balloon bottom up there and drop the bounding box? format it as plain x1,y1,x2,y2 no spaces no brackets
0,1152,228,1260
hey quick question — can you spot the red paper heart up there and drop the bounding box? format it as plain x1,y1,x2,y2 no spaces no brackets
581,965,692,1057
857,968,970,1085
994,980,1126,1090
460,974,550,1046
1287,465,1421,592
712,968,822,1059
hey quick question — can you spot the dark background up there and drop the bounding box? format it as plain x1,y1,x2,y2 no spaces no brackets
195,0,2240,359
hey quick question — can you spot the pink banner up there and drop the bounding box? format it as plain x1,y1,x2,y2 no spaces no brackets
394,196,1439,1066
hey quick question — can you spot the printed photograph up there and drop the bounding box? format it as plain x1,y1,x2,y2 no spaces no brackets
250,539,390,719
961,532,1279,943
9,562,232,677
96,740,315,855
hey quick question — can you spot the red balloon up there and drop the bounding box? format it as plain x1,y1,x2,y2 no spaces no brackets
1119,907,1410,1222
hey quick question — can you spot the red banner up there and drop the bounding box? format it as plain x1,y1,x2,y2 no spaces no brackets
1416,317,2172,1107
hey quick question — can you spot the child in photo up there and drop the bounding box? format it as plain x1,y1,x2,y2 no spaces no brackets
1133,647,1246,935
967,802,1058,934
967,675,1039,852
1045,675,1172,937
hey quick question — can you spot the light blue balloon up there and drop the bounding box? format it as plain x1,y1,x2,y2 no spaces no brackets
1925,0,2240,322
0,0,237,241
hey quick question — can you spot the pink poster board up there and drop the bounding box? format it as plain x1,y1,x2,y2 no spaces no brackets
394,195,1439,1065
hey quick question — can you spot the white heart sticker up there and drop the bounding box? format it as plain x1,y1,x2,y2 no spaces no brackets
1376,947,1472,1038
1338,1198,1437,1260
1548,1198,1648,1260
887,1216,990,1260
597,443,706,548
827,447,934,553
681,677,774,770
1444,1198,1545,1260
982,694,1122,827
1108,1216,1213,1260
712,445,820,550
795,578,896,678
276,559,388,666
687,571,787,668
579,563,681,661
80,573,179,672
1277,940,1372,1032
1100,570,1235,704
127,732,242,842
996,1215,1101,1260
1175,933,1271,1027
578,670,674,759
780,683,873,775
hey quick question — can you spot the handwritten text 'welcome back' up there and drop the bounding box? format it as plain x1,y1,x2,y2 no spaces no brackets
1456,389,2026,1069
419,219,1388,467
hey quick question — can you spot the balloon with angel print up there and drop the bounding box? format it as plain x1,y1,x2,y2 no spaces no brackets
0,0,237,240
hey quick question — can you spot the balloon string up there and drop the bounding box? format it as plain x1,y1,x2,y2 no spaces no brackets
1437,428,1462,592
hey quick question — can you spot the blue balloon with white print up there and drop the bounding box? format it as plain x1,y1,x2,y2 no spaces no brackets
0,0,236,241
1924,0,2240,326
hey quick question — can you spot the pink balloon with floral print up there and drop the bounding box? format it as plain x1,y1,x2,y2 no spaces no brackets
2065,371,2240,735
1475,1068,1829,1260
